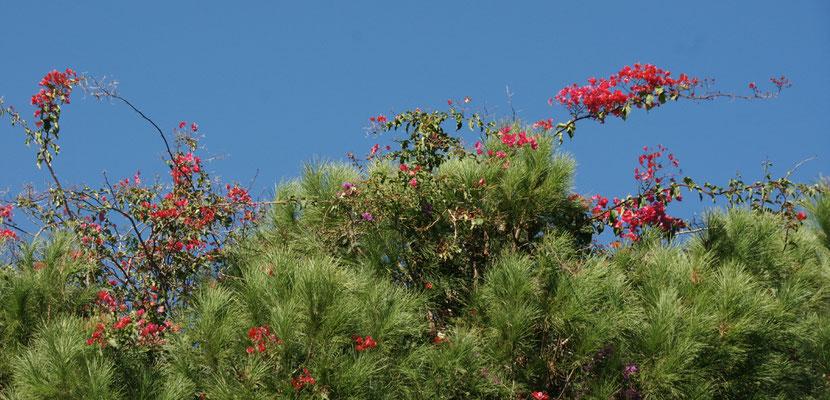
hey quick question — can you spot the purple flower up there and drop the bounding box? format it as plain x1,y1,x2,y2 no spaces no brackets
423,204,433,216
622,363,638,380
361,213,373,221
342,182,355,189
624,388,643,399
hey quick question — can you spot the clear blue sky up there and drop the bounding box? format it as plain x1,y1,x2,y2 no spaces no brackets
1,1,828,227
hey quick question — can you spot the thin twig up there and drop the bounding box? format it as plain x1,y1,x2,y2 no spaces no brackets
506,85,520,121
675,227,709,236
83,76,176,163
785,155,817,180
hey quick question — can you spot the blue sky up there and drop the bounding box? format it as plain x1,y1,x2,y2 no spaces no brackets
1,1,828,229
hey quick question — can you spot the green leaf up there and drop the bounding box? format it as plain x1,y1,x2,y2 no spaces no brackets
621,103,632,121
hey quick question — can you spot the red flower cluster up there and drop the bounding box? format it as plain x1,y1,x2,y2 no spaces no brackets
353,335,377,351
226,184,252,205
141,197,217,240
399,164,421,175
589,195,610,216
591,146,685,241
96,290,120,312
112,316,132,329
498,126,538,150
291,368,316,390
770,76,792,90
166,239,205,253
531,392,550,400
555,63,698,120
369,115,387,123
78,220,105,245
533,119,554,130
136,318,175,346
86,322,107,346
0,205,17,240
614,200,685,241
400,164,422,187
634,145,678,183
139,322,160,340
1,205,13,219
246,326,280,354
86,294,168,348
475,141,484,154
31,69,78,120
170,152,201,185
117,170,142,187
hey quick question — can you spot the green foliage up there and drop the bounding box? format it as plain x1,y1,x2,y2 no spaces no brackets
3,153,830,399
803,184,830,250
264,120,588,327
161,246,431,398
1,101,829,398
7,317,117,399
0,233,97,389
